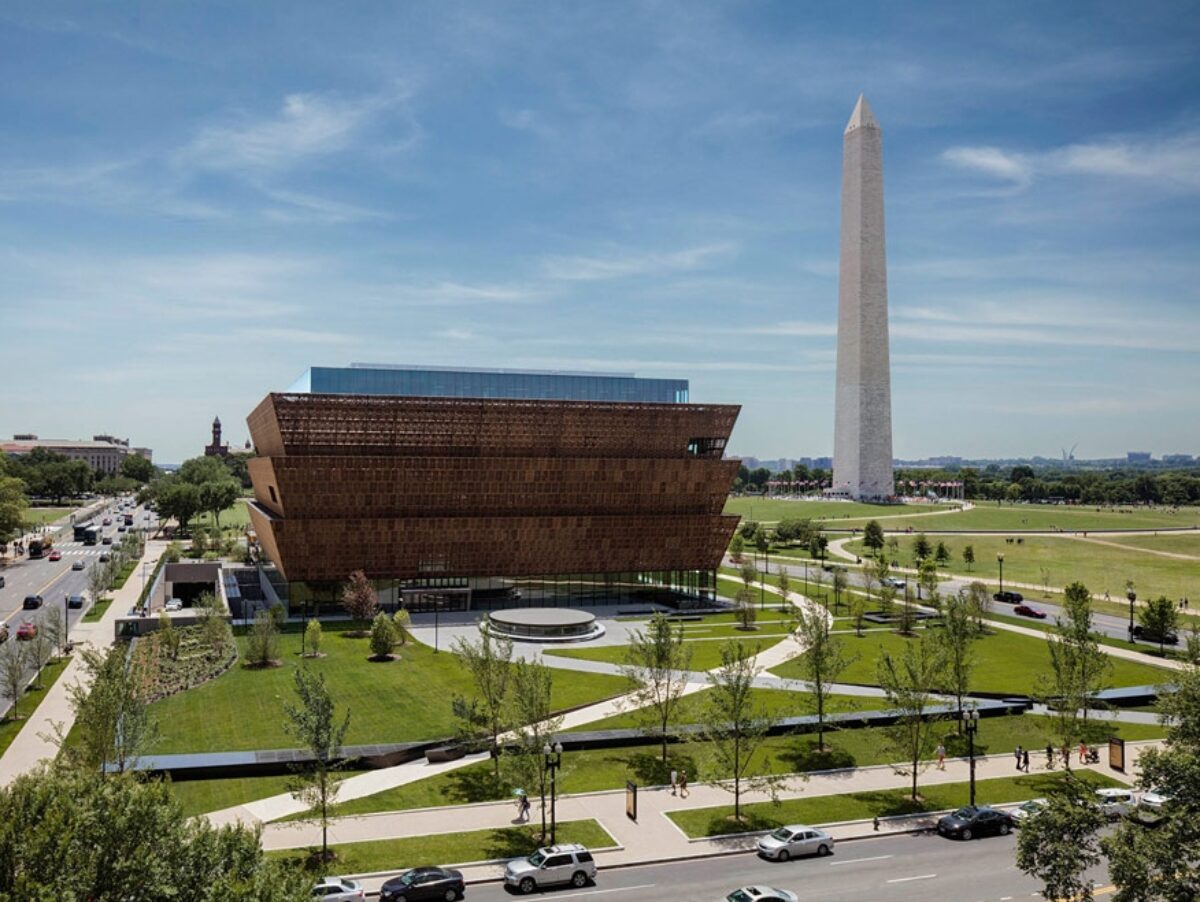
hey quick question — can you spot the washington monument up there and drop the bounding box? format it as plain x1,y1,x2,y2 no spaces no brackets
832,95,895,500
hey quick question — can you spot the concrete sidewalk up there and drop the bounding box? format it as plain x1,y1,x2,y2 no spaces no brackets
0,540,169,786
264,739,1157,888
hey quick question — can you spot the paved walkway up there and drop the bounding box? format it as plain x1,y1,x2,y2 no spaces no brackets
0,540,169,786
263,739,1159,890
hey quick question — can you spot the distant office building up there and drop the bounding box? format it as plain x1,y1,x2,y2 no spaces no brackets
1,434,150,475
1163,454,1195,464
204,416,230,458
246,366,740,611
1127,452,1153,463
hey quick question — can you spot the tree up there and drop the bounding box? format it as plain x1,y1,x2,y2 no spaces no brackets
964,580,990,630
962,544,975,571
392,608,411,646
304,618,323,657
506,658,563,841
341,570,379,634
245,610,280,667
0,765,309,900
156,481,202,535
754,530,770,569
791,603,853,750
918,558,941,610
831,567,848,613
729,534,745,563
700,640,782,821
935,591,978,727
862,520,885,557
776,569,791,612
912,533,932,563
64,645,159,775
284,665,350,863
619,614,694,763
369,611,397,660
935,541,951,567
848,589,867,637
178,456,230,486
1140,596,1179,657
198,477,242,529
87,562,108,603
876,637,945,801
1016,774,1107,902
1060,582,1111,735
0,473,28,544
27,623,52,690
736,585,757,630
0,643,26,720
452,631,514,778
119,454,157,483
158,611,181,661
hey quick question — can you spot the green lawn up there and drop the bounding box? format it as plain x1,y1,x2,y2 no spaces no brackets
167,773,301,818
268,819,614,874
831,503,1200,532
110,561,137,589
724,497,957,525
1107,532,1200,556
769,624,1170,695
148,623,629,753
190,499,252,533
545,633,790,672
274,713,1161,822
668,770,1121,838
0,657,72,756
82,597,114,623
22,508,73,527
843,533,1200,605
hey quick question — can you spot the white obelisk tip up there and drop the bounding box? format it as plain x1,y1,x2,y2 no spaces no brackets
845,94,879,133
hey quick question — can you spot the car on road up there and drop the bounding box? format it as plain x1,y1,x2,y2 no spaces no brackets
993,590,1024,604
379,866,465,901
99,553,111,562
937,805,1013,840
102,517,112,525
22,595,43,610
725,887,800,902
311,877,365,900
16,622,38,641
756,824,834,861
1140,787,1173,812
1096,788,1135,819
72,560,85,570
504,843,596,894
47,550,62,561
1010,798,1047,824
68,594,85,609
1132,625,1179,646
882,577,906,590
101,536,113,545
1013,604,1047,619
117,525,126,532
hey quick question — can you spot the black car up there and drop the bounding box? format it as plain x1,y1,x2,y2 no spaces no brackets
380,867,465,902
993,590,1024,604
67,594,85,609
937,805,1013,840
1132,625,1179,645
22,595,44,610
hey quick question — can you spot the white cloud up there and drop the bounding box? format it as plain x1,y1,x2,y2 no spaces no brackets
941,146,1033,189
540,242,735,281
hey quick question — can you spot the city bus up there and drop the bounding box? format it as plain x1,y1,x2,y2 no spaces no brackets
28,538,48,559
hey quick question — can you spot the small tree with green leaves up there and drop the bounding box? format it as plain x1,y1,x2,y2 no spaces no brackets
877,637,945,801
42,606,65,659
849,589,867,637
157,611,181,661
729,533,745,563
304,618,323,657
245,609,280,668
505,658,563,841
284,665,350,863
962,544,975,572
935,541,951,567
912,533,932,563
0,642,27,720
453,630,514,778
935,591,978,728
1017,774,1106,902
736,585,758,630
791,604,854,750
918,558,941,610
863,520,885,557
368,612,397,661
1139,596,1179,657
87,563,107,604
776,569,790,612
831,567,848,614
619,614,694,763
64,645,159,775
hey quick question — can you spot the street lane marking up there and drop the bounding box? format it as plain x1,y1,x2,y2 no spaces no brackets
550,885,656,898
830,854,894,866
886,874,937,884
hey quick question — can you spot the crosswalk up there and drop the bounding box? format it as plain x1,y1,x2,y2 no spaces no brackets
55,541,121,557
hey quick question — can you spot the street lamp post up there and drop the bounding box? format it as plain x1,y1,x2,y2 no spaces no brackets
803,560,809,597
961,707,980,806
1127,588,1137,639
63,594,70,651
543,740,564,844
997,553,1005,597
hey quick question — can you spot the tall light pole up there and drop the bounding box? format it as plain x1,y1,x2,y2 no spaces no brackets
961,707,980,807
997,553,1005,597
543,740,564,844
1127,587,1137,639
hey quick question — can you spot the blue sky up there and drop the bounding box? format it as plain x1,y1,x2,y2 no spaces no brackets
1,1,1198,464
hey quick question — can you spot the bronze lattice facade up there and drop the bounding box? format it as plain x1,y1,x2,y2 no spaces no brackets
246,391,740,601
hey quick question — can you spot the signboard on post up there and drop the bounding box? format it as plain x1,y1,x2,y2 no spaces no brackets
1109,737,1126,773
625,781,637,821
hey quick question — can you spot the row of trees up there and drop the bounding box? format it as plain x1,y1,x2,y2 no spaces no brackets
139,456,242,535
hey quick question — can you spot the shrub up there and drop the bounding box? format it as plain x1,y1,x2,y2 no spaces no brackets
369,612,396,660
245,610,280,668
268,602,287,629
304,618,322,657
392,609,411,647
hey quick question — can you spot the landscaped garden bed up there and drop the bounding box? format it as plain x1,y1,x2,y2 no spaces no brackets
133,622,238,703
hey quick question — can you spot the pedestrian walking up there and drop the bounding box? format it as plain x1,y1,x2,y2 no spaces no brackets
1079,742,1087,765
679,770,689,798
1014,745,1023,770
1062,743,1070,767
936,743,946,770
515,790,530,822
670,768,678,795
1022,749,1030,773
1046,744,1055,769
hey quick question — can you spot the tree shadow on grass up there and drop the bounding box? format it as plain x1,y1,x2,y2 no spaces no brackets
777,738,857,774
482,826,544,860
701,809,781,838
444,768,508,805
622,750,699,786
850,789,931,818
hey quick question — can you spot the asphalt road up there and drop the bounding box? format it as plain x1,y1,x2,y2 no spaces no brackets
460,831,1106,902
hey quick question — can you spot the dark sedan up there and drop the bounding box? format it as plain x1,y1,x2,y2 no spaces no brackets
379,867,465,902
993,590,1024,604
937,805,1013,840
1014,604,1047,619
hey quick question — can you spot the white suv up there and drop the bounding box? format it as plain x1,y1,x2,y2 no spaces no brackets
1095,788,1135,819
504,843,596,894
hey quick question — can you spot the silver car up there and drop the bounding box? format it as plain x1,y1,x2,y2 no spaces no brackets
756,825,834,861
1140,787,1172,811
725,887,799,902
311,877,364,900
504,843,596,894
1010,798,1047,825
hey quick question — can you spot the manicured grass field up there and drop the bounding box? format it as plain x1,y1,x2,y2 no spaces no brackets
275,713,1161,822
82,596,114,623
545,633,791,672
167,773,300,818
0,657,72,756
668,770,1121,838
190,499,252,533
724,497,956,525
769,624,1170,695
832,502,1200,532
268,819,614,874
843,533,1200,603
21,507,73,527
1107,532,1200,556
148,623,629,754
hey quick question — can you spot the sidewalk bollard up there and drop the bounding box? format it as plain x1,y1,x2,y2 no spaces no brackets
873,816,880,832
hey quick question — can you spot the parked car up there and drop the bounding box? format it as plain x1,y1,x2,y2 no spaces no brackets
165,598,184,612
72,559,85,571
725,888,800,902
47,549,62,561
1140,787,1173,812
68,594,85,609
937,805,1013,840
504,843,596,894
756,824,835,861
1014,604,1047,619
883,577,907,590
993,591,1024,604
311,877,364,900
101,536,113,545
16,622,38,641
1132,625,1179,645
99,553,111,562
1096,788,1135,819
102,517,112,525
1010,798,1048,824
22,595,43,610
379,866,465,901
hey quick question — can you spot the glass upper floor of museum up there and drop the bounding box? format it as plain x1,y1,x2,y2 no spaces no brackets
287,364,689,404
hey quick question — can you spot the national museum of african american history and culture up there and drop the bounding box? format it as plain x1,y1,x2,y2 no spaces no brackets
245,364,741,612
